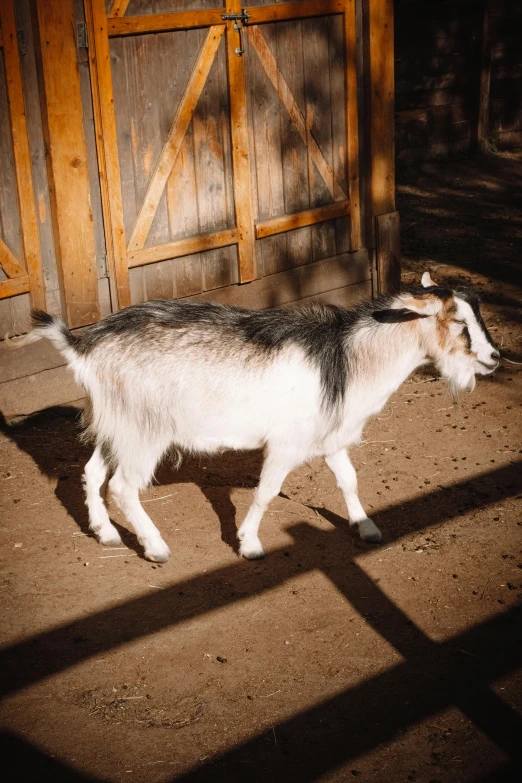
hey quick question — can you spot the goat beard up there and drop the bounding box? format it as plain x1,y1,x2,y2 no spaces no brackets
448,369,476,402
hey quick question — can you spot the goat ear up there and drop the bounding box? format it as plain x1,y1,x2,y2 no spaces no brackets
421,271,436,288
397,292,444,316
372,308,429,323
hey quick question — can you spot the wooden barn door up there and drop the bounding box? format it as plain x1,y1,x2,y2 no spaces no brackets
86,0,362,311
0,1,45,312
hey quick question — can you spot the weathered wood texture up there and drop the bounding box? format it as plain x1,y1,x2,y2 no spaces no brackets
15,0,60,315
244,16,355,279
0,0,47,335
395,0,522,160
103,2,365,305
35,0,100,327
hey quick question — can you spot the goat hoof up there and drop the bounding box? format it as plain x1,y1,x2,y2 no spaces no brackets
357,518,382,543
93,526,122,547
143,540,171,563
239,538,265,560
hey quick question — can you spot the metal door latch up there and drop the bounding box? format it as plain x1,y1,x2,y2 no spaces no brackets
222,9,250,56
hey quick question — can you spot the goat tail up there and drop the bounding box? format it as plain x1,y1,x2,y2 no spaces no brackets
5,309,81,360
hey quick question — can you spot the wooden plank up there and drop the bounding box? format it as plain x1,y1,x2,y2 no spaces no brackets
187,248,371,310
248,1,345,25
367,0,395,219
74,0,107,283
279,279,372,309
245,21,286,278
249,24,347,203
0,0,46,309
127,25,224,252
303,16,337,264
128,228,238,268
329,13,350,257
108,10,225,36
108,0,131,17
376,211,400,294
164,29,203,300
35,0,101,326
277,19,312,271
85,0,131,309
226,0,256,283
0,45,22,266
256,201,350,240
16,0,59,308
344,0,361,250
0,236,25,279
192,28,235,293
0,275,30,299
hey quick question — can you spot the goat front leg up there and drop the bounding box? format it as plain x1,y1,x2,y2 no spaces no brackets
325,449,382,543
238,451,295,559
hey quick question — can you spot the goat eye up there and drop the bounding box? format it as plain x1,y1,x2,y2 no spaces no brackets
454,319,465,325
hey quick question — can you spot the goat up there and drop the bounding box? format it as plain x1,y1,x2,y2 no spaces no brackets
12,272,499,562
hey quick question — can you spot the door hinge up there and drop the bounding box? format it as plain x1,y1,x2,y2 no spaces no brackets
76,22,88,50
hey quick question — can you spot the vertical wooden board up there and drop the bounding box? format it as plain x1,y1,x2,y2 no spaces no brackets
142,28,180,299
2,0,46,310
302,16,336,263
110,36,138,242
246,22,287,277
368,0,395,218
15,0,59,308
36,0,100,326
87,0,131,310
329,13,351,255
193,31,235,291
202,246,238,292
73,0,108,283
226,0,256,283
0,52,23,261
134,34,170,250
276,19,312,270
128,265,147,304
376,210,400,294
163,29,202,298
144,259,174,300
175,252,203,298
163,28,199,239
98,277,112,318
9,293,32,334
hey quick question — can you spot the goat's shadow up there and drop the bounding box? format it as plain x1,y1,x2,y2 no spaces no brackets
0,406,265,557
2,404,521,560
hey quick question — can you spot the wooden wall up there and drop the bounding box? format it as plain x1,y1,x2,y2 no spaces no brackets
0,0,110,336
0,0,396,336
394,0,522,162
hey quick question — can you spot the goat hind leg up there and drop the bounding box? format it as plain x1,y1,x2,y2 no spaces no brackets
109,467,170,563
325,449,381,543
84,445,122,546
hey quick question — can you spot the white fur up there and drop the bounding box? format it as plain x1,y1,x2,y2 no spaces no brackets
14,279,498,562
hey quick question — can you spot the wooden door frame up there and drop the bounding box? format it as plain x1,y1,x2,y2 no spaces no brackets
85,0,363,310
0,0,45,309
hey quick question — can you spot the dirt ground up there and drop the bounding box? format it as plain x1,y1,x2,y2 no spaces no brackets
1,153,521,783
